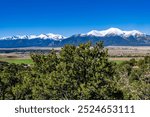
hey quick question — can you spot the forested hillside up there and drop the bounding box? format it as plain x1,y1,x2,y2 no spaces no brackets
0,42,149,100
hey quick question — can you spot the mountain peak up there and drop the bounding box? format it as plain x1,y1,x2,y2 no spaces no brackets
87,28,144,37
0,33,66,40
102,27,123,36
123,30,144,37
106,27,123,32
46,33,66,40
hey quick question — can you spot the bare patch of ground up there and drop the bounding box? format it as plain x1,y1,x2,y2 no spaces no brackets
0,53,30,59
107,46,150,57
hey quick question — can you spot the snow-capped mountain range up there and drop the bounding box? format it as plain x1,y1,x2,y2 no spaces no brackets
0,28,145,40
86,28,145,37
0,28,150,48
0,33,66,40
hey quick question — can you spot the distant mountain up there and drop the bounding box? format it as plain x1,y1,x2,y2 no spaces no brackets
86,28,145,37
58,28,150,46
0,33,66,40
0,33,66,48
0,28,150,48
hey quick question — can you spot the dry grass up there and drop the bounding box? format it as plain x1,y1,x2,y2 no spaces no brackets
107,46,150,57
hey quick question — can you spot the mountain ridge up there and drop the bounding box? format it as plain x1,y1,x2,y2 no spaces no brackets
0,33,66,40
0,28,150,48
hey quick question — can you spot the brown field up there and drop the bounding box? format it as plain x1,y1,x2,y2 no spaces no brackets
0,53,30,59
107,46,150,57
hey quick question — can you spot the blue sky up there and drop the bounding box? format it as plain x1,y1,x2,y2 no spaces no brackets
0,0,150,37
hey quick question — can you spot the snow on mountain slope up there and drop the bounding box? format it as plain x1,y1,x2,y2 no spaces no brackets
87,28,145,37
46,33,66,40
0,33,66,40
0,35,29,40
123,30,144,37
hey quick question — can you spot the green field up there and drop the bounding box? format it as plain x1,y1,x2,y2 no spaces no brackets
0,58,33,64
0,58,126,64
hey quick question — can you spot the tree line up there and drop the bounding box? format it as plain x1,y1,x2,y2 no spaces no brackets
0,42,149,100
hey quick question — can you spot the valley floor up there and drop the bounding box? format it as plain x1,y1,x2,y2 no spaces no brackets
0,46,149,64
